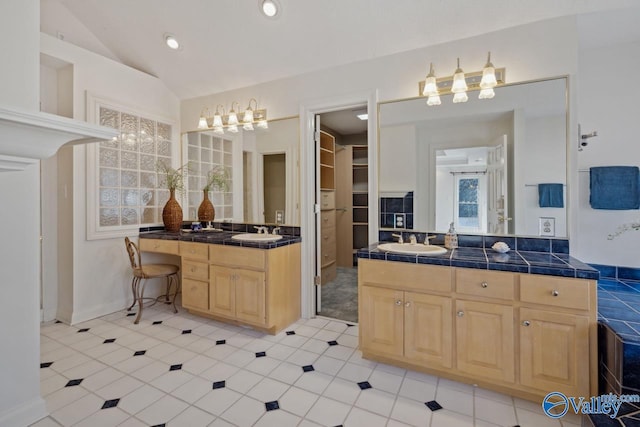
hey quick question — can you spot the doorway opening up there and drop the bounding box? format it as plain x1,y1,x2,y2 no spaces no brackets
263,153,286,223
315,107,369,323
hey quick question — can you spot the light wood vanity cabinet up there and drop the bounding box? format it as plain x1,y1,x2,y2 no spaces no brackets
358,259,597,401
140,238,300,334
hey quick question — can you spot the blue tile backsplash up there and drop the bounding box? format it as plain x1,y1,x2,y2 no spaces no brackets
380,192,414,229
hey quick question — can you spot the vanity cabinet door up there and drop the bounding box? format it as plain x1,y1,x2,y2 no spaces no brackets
182,278,209,311
360,285,404,358
209,266,235,318
235,269,266,325
519,307,590,397
404,292,453,369
455,299,515,383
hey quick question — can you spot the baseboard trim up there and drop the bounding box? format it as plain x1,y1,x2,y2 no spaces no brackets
0,396,47,427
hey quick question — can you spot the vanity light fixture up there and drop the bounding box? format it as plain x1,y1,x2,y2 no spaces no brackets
479,52,497,99
418,55,505,105
451,58,468,103
197,100,268,134
165,34,180,50
422,63,442,106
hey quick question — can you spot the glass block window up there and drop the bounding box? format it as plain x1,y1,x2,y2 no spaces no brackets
186,132,233,221
97,106,174,227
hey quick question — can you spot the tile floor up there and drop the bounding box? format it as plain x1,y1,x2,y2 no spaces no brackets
33,303,584,427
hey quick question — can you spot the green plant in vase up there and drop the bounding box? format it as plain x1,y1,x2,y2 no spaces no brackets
156,160,189,232
199,166,229,223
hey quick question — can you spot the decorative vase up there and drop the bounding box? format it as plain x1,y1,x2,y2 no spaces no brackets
198,190,215,222
162,188,183,232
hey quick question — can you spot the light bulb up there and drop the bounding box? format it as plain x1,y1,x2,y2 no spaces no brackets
262,0,278,17
165,35,179,50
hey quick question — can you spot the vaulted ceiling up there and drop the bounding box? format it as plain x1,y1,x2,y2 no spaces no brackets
41,0,639,100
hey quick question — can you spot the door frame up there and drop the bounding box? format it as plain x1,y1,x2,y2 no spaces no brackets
299,89,378,319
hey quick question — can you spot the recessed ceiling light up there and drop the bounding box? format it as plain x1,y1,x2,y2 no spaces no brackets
261,0,279,18
357,113,368,121
165,34,180,50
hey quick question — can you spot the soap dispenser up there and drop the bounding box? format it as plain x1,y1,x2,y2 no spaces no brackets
444,222,458,249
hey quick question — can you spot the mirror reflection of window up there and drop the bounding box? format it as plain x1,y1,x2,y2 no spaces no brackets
455,176,486,233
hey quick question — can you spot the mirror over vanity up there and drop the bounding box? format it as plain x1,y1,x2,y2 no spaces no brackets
378,76,568,238
182,116,300,226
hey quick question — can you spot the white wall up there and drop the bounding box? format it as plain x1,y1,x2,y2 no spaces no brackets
40,33,181,324
378,124,416,193
575,39,640,268
0,0,48,424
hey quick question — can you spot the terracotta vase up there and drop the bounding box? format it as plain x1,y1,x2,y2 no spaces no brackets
198,190,215,222
162,188,183,232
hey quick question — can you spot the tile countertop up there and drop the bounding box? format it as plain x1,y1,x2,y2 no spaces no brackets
139,230,301,250
357,243,599,280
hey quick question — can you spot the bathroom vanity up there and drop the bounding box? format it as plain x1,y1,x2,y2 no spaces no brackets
139,230,301,334
357,245,598,402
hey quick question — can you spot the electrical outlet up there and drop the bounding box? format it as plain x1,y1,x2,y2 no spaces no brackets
539,217,555,237
275,210,284,224
394,213,405,229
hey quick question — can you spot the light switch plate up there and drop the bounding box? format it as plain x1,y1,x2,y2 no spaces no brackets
539,217,555,237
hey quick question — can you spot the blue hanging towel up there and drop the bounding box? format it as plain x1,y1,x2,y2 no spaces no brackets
538,183,564,208
590,166,640,210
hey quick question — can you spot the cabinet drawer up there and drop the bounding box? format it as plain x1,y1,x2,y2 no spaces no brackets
320,210,335,227
359,260,452,294
456,269,515,301
320,191,335,210
179,241,209,261
182,278,209,311
139,238,179,255
182,259,209,281
520,275,590,311
209,245,266,271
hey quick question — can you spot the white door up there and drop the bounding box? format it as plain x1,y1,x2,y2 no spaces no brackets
314,115,322,313
486,135,509,234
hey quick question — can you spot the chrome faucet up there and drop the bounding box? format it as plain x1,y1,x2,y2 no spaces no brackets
424,235,436,245
272,227,281,235
409,234,417,244
392,233,404,244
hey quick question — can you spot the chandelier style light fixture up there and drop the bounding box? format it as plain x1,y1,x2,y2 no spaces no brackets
418,52,505,105
197,98,268,134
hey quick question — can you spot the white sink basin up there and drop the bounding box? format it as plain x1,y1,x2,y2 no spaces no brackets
377,242,447,256
231,233,283,242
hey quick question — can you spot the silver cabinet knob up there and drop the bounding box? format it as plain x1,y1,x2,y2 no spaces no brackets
481,282,488,288
522,320,531,326
551,290,559,297
405,302,411,308
395,300,403,306
457,311,464,317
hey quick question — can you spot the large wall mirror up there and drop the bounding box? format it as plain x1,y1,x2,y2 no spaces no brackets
183,116,300,225
378,76,568,237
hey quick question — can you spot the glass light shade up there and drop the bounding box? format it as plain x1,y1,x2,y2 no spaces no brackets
451,71,467,93
212,114,223,127
243,122,254,131
213,126,224,135
480,66,497,89
228,124,239,133
227,111,238,126
426,95,441,106
423,76,438,96
243,108,254,124
453,92,468,103
479,88,495,99
197,116,208,129
257,119,269,129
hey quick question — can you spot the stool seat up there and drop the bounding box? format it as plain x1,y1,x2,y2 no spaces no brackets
125,237,180,324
